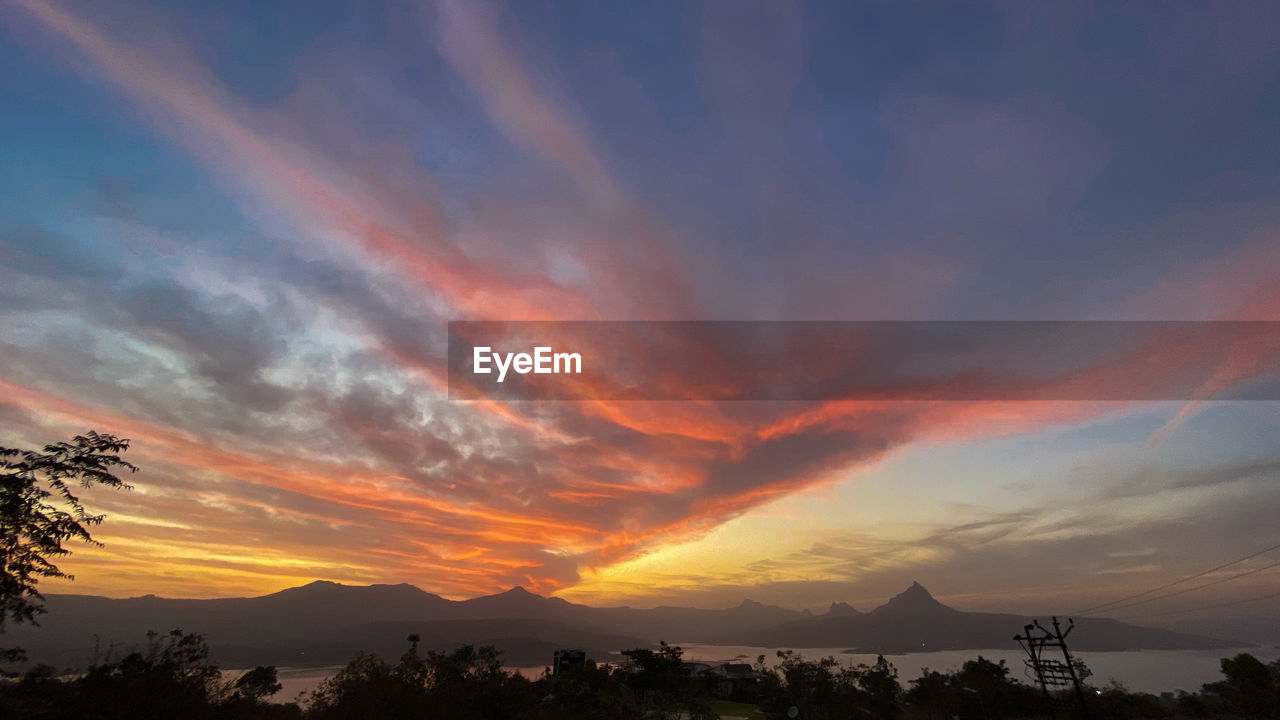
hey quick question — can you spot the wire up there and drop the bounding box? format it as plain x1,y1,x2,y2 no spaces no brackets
1088,559,1280,614
1072,540,1280,615
1116,589,1280,620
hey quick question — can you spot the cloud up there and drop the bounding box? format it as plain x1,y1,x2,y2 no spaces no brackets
1101,457,1280,501
564,473,1280,617
429,0,617,204
3,0,1279,610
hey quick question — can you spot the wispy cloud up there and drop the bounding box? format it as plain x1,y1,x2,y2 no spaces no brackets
3,0,1279,608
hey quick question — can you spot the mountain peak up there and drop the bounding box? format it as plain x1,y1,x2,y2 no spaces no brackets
294,580,426,593
897,581,936,601
467,585,557,605
303,580,341,588
825,601,860,617
269,580,344,596
872,581,953,615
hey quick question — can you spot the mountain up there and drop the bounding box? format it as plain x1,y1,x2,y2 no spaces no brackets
823,602,861,617
5,583,641,670
3,581,1243,670
587,599,813,644
873,581,953,616
454,586,587,621
212,618,643,669
747,583,1240,652
4,580,456,652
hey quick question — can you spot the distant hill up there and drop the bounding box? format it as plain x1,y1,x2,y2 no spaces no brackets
4,580,1243,670
746,582,1238,652
5,582,640,670
823,601,861,618
587,598,814,644
210,618,644,669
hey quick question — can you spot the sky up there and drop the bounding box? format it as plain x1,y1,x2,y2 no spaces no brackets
2,0,1279,626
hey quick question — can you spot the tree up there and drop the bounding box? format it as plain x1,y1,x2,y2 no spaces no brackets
1202,652,1280,718
540,657,645,720
621,640,688,695
953,656,1023,720
1,431,136,630
0,629,303,720
308,639,537,720
234,666,283,703
620,642,713,719
849,655,902,720
906,668,953,719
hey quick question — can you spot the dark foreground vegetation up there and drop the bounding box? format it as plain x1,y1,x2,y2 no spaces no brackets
1,631,1278,720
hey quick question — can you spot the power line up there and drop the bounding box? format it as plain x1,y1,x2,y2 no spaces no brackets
1089,559,1280,615
1116,589,1280,621
1072,540,1280,615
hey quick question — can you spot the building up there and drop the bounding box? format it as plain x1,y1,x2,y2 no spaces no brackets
710,662,757,698
552,649,587,675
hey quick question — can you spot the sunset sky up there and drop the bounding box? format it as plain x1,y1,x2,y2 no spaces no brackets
2,1,1279,622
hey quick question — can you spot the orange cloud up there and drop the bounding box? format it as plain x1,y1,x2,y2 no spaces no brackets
8,0,1280,606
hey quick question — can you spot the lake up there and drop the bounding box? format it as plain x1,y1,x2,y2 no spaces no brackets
255,643,1275,702
678,644,1275,695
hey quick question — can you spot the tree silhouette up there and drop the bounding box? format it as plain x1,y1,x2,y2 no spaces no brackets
1203,652,1280,717
234,666,283,703
1,431,136,632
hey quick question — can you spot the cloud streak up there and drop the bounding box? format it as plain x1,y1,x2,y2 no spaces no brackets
2,0,1278,611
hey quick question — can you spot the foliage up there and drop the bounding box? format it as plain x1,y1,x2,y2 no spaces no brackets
619,640,714,720
0,629,297,720
752,650,902,720
0,625,1276,719
904,656,1053,720
0,431,136,630
620,640,687,695
1199,652,1280,718
236,665,284,702
308,636,537,720
1088,680,1170,720
536,657,645,719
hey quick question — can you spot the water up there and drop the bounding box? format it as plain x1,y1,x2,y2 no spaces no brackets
677,644,1275,695
247,645,1274,702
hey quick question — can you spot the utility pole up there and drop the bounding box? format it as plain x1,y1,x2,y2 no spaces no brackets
1015,616,1091,720
1015,622,1057,719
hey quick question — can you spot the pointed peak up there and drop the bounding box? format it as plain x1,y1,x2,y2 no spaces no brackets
895,581,938,601
474,585,551,602
872,581,952,615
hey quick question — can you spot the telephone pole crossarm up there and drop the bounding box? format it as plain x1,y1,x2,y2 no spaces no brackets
1015,617,1091,720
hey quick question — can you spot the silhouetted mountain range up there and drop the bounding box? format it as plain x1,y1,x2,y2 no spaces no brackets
746,582,1241,653
4,581,1244,670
